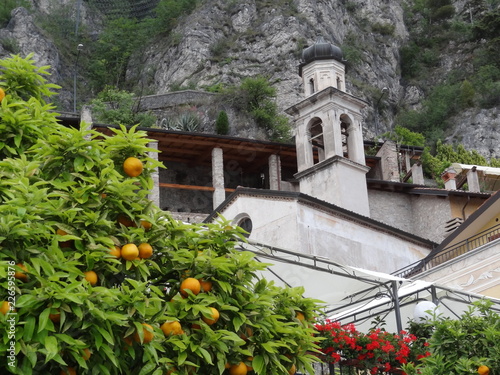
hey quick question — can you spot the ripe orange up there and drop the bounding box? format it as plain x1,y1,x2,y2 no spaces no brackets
140,220,152,230
109,245,121,259
160,321,184,336
200,279,213,292
246,357,253,371
84,270,98,286
478,366,490,375
295,311,305,321
123,336,133,350
288,364,296,375
202,307,220,325
225,363,231,369
0,88,5,102
1,301,11,315
60,368,77,375
14,263,28,281
57,229,74,248
49,309,61,323
229,362,247,375
166,367,177,375
121,244,139,261
117,214,136,227
180,278,201,297
240,326,254,340
123,157,143,177
82,348,91,361
133,323,154,343
138,243,153,259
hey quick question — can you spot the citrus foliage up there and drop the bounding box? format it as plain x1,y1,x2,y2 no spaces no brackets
402,301,499,375
0,54,322,375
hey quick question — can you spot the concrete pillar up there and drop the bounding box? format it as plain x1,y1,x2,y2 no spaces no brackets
467,166,480,193
376,140,400,182
323,109,336,159
347,119,365,165
404,152,411,173
411,162,425,185
268,154,281,191
212,147,225,209
80,105,93,140
442,167,457,190
80,105,93,129
148,141,160,208
296,118,313,172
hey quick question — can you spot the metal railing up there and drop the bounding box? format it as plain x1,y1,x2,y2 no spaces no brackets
393,224,500,278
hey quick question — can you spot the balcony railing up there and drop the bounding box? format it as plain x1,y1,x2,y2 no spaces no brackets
393,223,500,279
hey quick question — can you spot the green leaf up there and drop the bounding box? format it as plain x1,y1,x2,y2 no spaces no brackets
178,350,187,365
44,335,58,361
95,324,114,345
197,347,213,364
38,308,52,333
138,362,156,375
253,355,266,374
23,316,36,341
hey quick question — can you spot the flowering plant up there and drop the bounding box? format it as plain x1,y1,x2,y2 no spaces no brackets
314,320,431,374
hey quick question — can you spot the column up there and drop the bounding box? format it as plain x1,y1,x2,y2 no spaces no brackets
347,120,365,165
268,154,281,191
212,147,225,209
411,162,425,185
148,141,160,208
467,166,480,193
80,105,93,140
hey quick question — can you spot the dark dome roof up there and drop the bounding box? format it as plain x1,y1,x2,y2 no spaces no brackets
301,37,343,64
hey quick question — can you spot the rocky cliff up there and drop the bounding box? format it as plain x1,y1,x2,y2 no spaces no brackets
1,0,499,158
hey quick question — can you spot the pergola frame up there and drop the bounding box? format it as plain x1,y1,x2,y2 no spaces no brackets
236,240,500,333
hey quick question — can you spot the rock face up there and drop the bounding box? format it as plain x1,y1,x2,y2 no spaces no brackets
0,1,498,158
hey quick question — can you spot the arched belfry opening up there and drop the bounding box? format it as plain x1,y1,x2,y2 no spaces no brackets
340,114,351,159
309,118,325,164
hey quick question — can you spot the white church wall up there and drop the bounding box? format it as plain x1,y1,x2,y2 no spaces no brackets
216,193,431,274
295,202,430,273
219,195,300,250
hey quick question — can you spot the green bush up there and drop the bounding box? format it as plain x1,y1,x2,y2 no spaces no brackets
403,301,500,375
371,22,395,36
222,76,291,142
89,86,156,127
459,80,475,108
215,110,229,135
153,0,199,35
381,126,426,147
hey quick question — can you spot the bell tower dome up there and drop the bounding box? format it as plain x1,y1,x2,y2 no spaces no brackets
299,37,346,96
286,38,371,217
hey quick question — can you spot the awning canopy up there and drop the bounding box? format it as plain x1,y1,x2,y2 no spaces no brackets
237,240,500,333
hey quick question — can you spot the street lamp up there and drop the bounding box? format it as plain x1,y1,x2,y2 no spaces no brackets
374,87,388,136
413,301,440,323
73,43,83,113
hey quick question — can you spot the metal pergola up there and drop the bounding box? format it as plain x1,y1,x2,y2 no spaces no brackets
236,240,500,333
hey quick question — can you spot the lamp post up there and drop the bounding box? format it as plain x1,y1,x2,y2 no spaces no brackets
374,87,388,136
73,43,83,113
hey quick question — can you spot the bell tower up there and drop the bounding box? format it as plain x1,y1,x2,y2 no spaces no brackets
285,38,370,217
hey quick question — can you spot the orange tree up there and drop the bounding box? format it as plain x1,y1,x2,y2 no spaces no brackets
0,54,322,375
